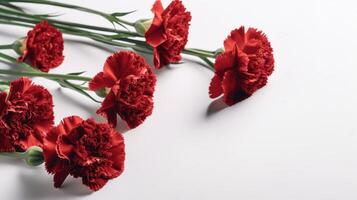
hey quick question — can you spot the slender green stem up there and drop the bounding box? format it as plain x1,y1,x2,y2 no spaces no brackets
0,9,216,59
0,7,218,70
0,15,151,54
0,69,92,81
114,17,135,27
0,44,14,50
199,57,215,70
0,81,10,85
0,7,141,37
0,52,90,82
4,0,135,26
0,52,100,102
188,48,216,54
0,152,26,159
0,18,33,28
183,48,216,58
0,2,24,11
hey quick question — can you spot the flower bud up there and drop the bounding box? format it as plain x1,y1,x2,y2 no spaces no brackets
134,19,153,36
95,88,110,98
12,38,26,55
25,146,44,167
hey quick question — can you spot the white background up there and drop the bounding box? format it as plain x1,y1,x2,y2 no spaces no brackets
0,0,357,199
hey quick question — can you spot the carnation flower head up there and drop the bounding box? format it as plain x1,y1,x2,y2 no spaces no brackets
43,116,125,191
18,20,64,72
89,51,156,129
0,77,54,152
145,0,191,69
209,26,275,105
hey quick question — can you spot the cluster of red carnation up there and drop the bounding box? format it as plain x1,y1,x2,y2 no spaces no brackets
0,0,275,192
209,27,275,105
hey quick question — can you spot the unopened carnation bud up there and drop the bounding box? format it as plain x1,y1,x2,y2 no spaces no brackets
95,88,110,98
134,19,153,36
12,38,26,55
25,146,44,167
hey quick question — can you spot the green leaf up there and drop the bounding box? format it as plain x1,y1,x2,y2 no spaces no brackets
111,10,136,17
33,13,63,18
0,2,24,12
67,71,86,76
59,80,101,103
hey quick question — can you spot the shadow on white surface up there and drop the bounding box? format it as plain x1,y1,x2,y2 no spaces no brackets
57,86,132,134
0,158,92,199
0,29,23,40
0,157,28,169
17,170,92,199
57,88,99,116
65,38,117,54
206,97,228,117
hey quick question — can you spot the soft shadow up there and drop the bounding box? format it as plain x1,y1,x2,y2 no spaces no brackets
206,97,228,117
65,38,118,53
0,29,23,39
0,75,15,82
56,87,99,116
134,51,176,77
116,118,130,134
0,60,23,71
0,157,28,169
18,170,92,199
57,88,129,134
182,58,215,72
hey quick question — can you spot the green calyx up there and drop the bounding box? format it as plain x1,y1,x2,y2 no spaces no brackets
134,19,152,36
0,146,44,167
95,88,109,98
24,146,44,167
12,38,25,55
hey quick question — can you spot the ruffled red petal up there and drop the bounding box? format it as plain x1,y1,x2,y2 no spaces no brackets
97,89,118,127
210,27,274,106
224,27,246,51
209,74,223,98
53,167,70,188
90,51,156,129
0,77,54,151
145,0,191,68
19,20,64,72
89,72,115,91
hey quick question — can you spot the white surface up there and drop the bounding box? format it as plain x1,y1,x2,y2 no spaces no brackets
0,0,357,199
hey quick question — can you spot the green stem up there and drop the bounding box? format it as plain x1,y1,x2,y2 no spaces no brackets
183,48,216,58
0,15,151,54
0,69,92,81
0,53,90,83
0,52,100,102
0,18,33,28
0,44,14,50
0,81,10,85
0,9,216,60
0,7,141,37
0,152,26,159
0,8,218,70
199,57,215,71
4,0,135,26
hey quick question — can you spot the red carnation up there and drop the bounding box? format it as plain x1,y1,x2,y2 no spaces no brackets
145,0,191,69
18,20,64,72
43,116,125,191
89,51,156,129
209,26,275,105
0,77,54,152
